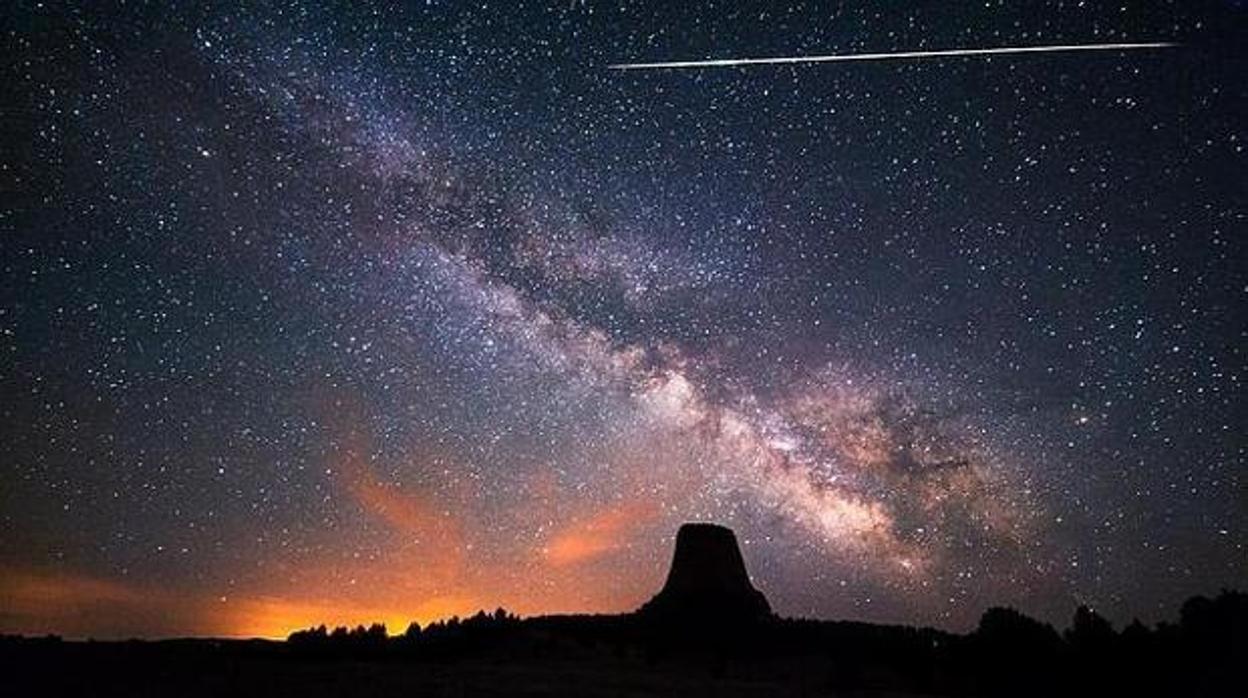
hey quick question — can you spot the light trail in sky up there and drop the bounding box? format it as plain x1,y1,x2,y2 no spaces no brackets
608,42,1178,71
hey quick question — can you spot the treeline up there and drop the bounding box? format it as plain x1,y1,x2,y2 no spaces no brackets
286,608,522,658
951,590,1244,696
278,590,1245,695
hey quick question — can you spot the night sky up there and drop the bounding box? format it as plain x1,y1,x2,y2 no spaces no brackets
2,1,1244,639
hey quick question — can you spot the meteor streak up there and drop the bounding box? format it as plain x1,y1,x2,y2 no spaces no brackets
608,42,1177,71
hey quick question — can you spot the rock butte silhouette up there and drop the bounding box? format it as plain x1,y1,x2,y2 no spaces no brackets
637,522,772,622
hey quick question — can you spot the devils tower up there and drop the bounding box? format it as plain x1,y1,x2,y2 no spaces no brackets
638,522,772,622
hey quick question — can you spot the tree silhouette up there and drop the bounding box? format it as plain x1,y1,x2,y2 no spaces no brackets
973,607,1063,696
1066,605,1115,650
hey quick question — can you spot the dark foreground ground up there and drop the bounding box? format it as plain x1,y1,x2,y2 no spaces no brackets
3,591,1244,697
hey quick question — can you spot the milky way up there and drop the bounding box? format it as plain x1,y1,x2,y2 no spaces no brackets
2,2,1244,638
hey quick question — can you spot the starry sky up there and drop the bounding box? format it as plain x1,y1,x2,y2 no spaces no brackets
2,1,1244,639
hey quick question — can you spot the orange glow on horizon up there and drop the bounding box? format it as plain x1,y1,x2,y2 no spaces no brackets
221,594,485,639
0,568,495,639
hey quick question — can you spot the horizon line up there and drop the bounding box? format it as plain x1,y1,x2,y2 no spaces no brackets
607,41,1179,71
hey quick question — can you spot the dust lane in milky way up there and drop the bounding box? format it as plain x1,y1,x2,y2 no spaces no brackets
1,2,1244,638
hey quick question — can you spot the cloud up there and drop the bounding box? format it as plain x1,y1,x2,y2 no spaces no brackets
543,500,661,567
338,449,462,555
